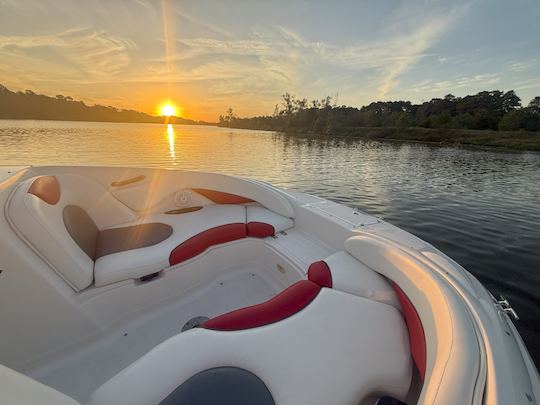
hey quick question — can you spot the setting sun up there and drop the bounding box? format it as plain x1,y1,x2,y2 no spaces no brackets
159,102,178,117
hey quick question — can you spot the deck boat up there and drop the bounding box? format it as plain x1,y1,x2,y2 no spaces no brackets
0,165,538,405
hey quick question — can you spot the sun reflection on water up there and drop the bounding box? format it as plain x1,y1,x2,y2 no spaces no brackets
167,124,175,161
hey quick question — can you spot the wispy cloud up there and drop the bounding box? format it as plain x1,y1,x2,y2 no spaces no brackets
125,3,466,105
508,59,538,73
0,27,135,81
2,0,536,120
375,3,467,98
411,73,502,94
409,55,540,97
174,8,234,39
513,78,540,92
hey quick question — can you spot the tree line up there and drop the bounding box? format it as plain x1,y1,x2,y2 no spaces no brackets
0,84,205,125
219,90,540,133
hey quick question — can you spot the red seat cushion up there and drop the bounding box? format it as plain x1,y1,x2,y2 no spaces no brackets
307,261,333,288
202,280,321,331
246,222,275,238
192,189,254,204
169,223,247,266
28,176,60,205
392,282,427,380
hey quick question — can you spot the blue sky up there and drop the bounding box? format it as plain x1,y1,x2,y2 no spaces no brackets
0,0,538,120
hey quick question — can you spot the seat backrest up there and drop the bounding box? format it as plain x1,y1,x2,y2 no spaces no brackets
345,235,482,405
200,261,333,331
7,175,137,291
89,285,412,405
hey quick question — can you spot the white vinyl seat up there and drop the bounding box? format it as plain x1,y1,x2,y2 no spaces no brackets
345,235,482,405
94,205,247,286
318,251,401,310
246,205,294,234
0,365,80,405
89,288,412,405
8,175,295,290
7,174,137,291
96,205,296,286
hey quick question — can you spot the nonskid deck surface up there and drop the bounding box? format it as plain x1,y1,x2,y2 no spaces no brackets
25,266,280,403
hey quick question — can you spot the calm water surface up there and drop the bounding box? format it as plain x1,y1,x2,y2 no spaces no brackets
1,120,539,367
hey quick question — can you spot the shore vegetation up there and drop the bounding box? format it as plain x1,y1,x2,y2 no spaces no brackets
219,91,540,150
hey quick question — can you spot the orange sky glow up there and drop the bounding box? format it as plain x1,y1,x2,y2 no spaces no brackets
1,0,538,122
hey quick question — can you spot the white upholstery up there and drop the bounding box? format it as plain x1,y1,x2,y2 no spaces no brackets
94,205,246,286
345,235,481,405
0,364,80,405
89,288,412,405
8,174,297,289
323,251,400,310
108,170,296,218
7,175,137,291
246,205,293,233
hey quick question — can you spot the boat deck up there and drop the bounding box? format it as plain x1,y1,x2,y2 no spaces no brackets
25,266,278,402
20,229,334,403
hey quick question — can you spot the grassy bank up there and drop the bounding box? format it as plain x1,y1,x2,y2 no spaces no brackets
303,126,540,151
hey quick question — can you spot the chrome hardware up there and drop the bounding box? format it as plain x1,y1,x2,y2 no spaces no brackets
497,297,510,307
502,307,519,320
495,295,519,320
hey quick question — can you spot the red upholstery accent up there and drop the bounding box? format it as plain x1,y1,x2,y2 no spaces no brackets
247,222,275,238
202,280,321,331
307,261,333,288
28,176,60,205
192,188,254,204
392,282,427,380
169,223,247,266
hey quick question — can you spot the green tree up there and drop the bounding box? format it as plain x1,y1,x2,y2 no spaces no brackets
501,90,521,113
281,93,295,116
528,97,540,114
499,109,540,131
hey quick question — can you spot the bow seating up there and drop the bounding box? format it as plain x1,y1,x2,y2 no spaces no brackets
201,259,333,331
309,251,426,379
89,261,412,405
7,175,294,291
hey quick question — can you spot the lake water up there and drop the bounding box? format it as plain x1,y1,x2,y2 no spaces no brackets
1,120,539,367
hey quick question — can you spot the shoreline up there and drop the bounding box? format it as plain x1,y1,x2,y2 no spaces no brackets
1,118,538,151
0,117,215,126
220,125,540,152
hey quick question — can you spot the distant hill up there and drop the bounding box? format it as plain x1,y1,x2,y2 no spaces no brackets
0,84,210,125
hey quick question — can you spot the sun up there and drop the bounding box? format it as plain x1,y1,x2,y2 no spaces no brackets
158,102,178,117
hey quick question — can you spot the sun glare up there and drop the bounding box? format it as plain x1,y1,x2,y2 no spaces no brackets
159,102,178,117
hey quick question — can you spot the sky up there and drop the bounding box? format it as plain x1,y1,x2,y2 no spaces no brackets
0,0,539,121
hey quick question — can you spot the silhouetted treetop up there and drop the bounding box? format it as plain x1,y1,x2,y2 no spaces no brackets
218,90,539,133
0,84,207,125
